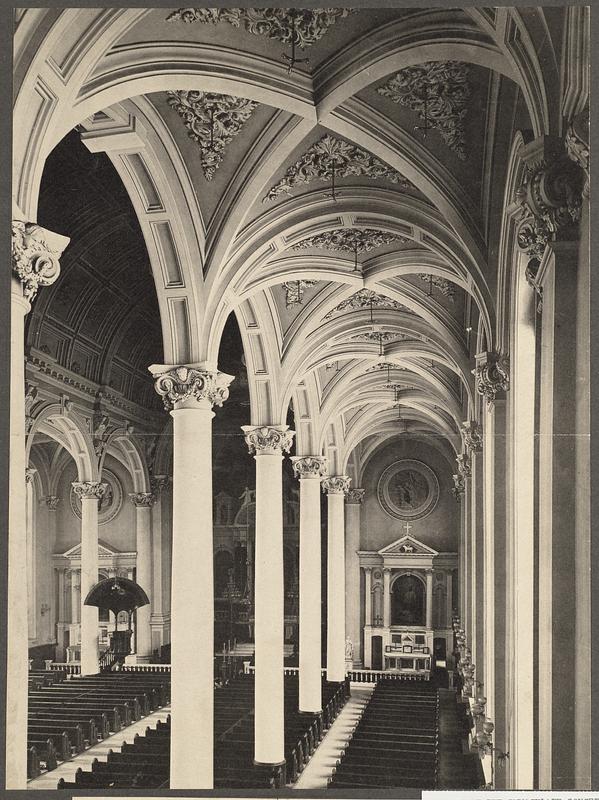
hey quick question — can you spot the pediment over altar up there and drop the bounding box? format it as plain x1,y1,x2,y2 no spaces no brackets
358,535,457,571
379,535,438,557
52,539,136,568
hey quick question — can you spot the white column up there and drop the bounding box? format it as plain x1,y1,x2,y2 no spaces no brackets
7,220,68,788
57,568,66,623
345,488,364,666
150,475,170,650
129,492,155,660
322,476,350,682
382,568,391,628
70,570,78,624
25,468,37,640
242,425,295,767
73,482,105,675
291,456,327,714
364,567,372,627
446,571,453,628
150,363,233,790
426,569,434,629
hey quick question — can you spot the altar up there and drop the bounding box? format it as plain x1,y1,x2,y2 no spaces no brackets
358,533,457,674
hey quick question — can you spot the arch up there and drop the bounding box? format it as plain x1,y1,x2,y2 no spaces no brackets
26,403,97,483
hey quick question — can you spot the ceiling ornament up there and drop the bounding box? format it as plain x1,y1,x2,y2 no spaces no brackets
377,61,471,160
325,288,410,319
264,135,412,201
351,331,398,343
281,279,317,308
366,362,407,373
418,273,456,300
292,227,409,269
167,90,258,181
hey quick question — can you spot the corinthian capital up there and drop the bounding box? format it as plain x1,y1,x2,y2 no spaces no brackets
322,475,351,495
149,363,234,411
12,220,70,302
241,425,295,455
473,351,509,406
346,488,365,505
44,495,60,511
291,455,328,479
461,420,483,454
72,481,107,500
129,492,155,508
150,474,171,496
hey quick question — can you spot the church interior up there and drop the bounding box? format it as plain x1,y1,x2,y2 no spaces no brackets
8,4,591,794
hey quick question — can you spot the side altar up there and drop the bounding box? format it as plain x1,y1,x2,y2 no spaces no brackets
358,533,457,677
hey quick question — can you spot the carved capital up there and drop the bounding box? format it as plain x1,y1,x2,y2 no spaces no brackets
291,455,328,479
461,420,483,454
451,473,465,500
242,425,295,455
565,108,589,199
150,474,171,497
129,492,156,508
473,352,509,405
25,467,37,484
321,475,351,495
44,495,60,511
149,364,234,411
12,221,70,302
346,488,365,505
72,481,107,501
456,453,471,479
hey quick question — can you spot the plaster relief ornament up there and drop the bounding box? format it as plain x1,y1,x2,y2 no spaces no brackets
377,62,471,160
325,288,411,319
452,473,465,500
292,228,410,264
321,475,351,494
12,221,69,301
456,453,471,479
242,425,295,454
351,331,399,344
151,365,234,411
167,91,258,181
264,135,412,201
282,279,317,308
473,352,509,406
291,455,328,479
418,273,456,300
461,420,483,454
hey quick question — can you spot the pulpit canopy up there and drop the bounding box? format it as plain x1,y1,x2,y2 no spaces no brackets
84,576,149,615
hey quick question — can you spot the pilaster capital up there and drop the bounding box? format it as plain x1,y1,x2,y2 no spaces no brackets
12,220,70,302
321,475,351,495
291,455,327,479
44,495,60,511
364,566,373,574
461,420,483,454
149,363,234,411
456,453,471,479
150,474,171,496
346,488,365,505
383,567,391,575
241,424,295,455
129,492,156,508
25,467,37,484
451,473,465,500
71,481,107,501
473,351,509,406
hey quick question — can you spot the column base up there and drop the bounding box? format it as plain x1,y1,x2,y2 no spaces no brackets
253,759,287,787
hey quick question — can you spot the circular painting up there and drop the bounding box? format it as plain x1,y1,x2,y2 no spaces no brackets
70,468,123,525
377,460,439,520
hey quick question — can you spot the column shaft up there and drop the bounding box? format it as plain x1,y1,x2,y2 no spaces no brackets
344,492,363,665
382,569,391,629
298,474,322,713
132,500,153,660
326,490,346,682
446,571,453,628
364,568,372,627
80,497,100,675
425,570,433,629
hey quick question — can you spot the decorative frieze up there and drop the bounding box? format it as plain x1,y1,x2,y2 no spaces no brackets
282,279,317,308
129,492,156,508
291,455,328,479
325,288,410,319
44,495,60,511
166,8,352,49
241,424,295,455
461,420,483,454
149,365,234,411
322,475,351,495
473,352,509,405
377,62,471,160
451,473,465,500
12,221,70,302
167,91,258,181
346,487,365,504
291,228,409,255
264,135,412,201
418,273,456,299
71,481,107,501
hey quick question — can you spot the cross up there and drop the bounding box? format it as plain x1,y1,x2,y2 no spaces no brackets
403,521,412,536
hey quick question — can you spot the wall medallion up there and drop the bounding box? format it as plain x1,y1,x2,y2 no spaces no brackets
70,469,123,525
377,460,439,521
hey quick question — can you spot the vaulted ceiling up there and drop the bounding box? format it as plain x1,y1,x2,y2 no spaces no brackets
16,6,567,476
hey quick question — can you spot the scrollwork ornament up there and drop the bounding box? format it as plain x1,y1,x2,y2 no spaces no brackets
292,228,409,255
242,425,295,455
321,475,351,495
473,352,510,406
151,365,234,411
291,455,328,479
325,288,410,319
72,481,107,501
12,221,68,302
282,280,317,307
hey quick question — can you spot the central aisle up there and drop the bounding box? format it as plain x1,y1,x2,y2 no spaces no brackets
293,684,374,789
